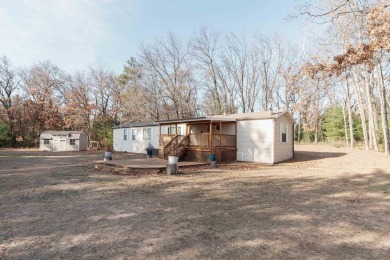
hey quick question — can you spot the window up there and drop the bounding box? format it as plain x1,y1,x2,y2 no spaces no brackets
44,139,50,145
123,129,128,140
280,123,287,143
132,129,137,140
70,139,76,146
143,128,152,141
168,126,181,135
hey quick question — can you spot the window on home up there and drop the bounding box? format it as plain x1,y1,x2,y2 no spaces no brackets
132,129,136,140
70,139,76,146
168,126,181,135
281,123,287,143
123,129,128,140
44,139,49,145
143,128,151,141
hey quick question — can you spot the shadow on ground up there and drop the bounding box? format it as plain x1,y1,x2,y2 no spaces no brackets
0,147,389,259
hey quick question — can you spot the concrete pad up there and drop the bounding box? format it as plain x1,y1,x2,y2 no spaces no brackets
98,158,208,170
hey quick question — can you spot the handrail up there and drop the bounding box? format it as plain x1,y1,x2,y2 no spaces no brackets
175,134,190,148
164,135,178,149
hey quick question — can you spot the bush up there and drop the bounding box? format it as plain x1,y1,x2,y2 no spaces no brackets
0,121,11,147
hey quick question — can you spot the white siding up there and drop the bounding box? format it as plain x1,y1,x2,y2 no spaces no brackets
237,119,274,164
40,139,53,151
39,132,87,151
274,114,294,163
113,126,159,153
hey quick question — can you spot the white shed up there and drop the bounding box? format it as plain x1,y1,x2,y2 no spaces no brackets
113,122,159,153
39,131,87,151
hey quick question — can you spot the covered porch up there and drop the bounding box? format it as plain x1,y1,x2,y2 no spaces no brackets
157,117,237,162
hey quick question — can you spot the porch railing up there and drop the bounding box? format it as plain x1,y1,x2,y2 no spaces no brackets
161,133,236,148
188,133,236,147
163,134,190,159
160,134,177,147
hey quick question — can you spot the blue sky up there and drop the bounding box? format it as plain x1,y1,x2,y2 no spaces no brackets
0,0,309,74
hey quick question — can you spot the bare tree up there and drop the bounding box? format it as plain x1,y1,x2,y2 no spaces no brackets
140,32,198,119
0,56,20,145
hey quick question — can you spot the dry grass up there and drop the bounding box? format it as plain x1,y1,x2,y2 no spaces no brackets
1,145,390,259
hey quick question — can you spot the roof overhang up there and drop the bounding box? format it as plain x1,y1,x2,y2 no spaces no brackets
156,117,236,124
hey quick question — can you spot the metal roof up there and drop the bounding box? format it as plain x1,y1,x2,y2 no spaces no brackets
40,130,84,139
114,110,294,126
112,121,158,129
156,110,292,124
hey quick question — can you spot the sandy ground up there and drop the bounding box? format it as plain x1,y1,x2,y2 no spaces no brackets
1,145,390,259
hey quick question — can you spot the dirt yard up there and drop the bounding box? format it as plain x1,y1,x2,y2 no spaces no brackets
1,145,390,259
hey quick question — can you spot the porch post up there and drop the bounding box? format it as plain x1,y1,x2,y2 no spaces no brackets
159,124,161,147
234,121,237,148
219,121,222,146
209,121,212,150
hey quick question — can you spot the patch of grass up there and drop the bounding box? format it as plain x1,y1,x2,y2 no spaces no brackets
370,182,390,193
35,190,80,201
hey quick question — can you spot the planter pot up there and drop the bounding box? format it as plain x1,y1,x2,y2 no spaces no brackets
208,154,216,161
210,161,217,168
104,151,112,161
146,148,153,158
168,156,179,164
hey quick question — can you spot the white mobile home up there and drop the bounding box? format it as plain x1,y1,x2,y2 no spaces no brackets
113,110,295,164
113,122,159,153
40,131,87,151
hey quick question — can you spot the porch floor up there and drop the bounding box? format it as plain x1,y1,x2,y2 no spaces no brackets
97,158,208,171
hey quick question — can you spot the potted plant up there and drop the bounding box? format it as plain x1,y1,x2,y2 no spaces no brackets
209,147,217,168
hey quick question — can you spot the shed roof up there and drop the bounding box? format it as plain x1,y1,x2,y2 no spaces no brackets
113,121,158,129
40,130,84,140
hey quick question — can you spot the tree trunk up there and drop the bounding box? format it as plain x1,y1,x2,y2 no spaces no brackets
377,64,390,155
342,102,349,147
363,69,378,151
352,71,369,150
345,77,354,147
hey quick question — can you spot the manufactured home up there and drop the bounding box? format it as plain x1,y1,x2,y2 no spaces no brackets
113,122,159,153
113,110,294,164
39,131,87,151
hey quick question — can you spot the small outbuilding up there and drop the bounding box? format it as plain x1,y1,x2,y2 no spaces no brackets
39,131,87,151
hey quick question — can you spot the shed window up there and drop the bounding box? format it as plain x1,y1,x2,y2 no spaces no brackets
123,129,128,140
70,139,76,146
143,128,152,141
132,129,136,140
44,139,50,145
280,123,287,143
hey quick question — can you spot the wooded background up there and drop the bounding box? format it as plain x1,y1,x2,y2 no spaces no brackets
0,0,389,153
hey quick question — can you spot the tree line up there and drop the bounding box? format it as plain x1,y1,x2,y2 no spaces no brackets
0,0,389,154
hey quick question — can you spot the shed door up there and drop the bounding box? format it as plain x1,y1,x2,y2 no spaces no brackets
60,140,66,151
54,140,66,151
